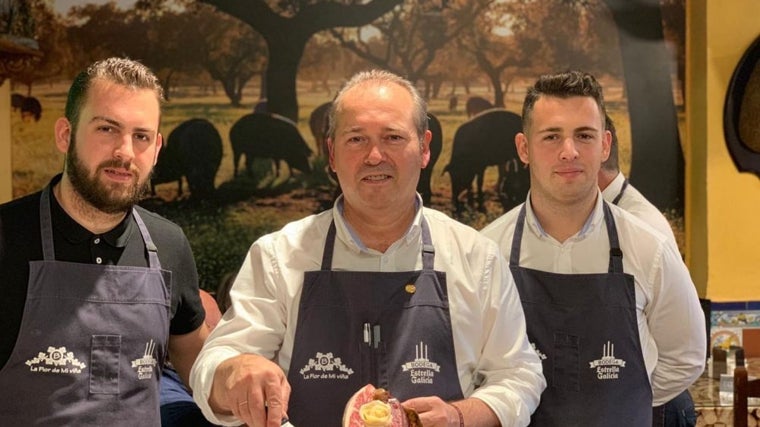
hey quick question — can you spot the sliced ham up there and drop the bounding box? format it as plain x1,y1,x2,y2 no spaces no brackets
342,384,418,427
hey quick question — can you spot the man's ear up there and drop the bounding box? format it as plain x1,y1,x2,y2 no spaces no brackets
54,118,72,154
327,137,336,172
153,132,163,166
420,130,432,169
516,132,529,165
601,129,611,162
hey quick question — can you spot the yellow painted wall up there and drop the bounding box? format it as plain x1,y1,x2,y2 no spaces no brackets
686,0,760,301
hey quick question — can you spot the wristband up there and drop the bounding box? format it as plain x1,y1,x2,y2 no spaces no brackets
449,403,464,427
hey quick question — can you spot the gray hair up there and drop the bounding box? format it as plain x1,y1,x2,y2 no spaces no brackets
327,69,428,141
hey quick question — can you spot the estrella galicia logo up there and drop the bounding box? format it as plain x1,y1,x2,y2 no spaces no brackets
589,340,627,380
131,339,159,380
299,352,354,380
400,341,440,385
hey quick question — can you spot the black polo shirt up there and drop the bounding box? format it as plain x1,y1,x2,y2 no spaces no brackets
0,176,205,367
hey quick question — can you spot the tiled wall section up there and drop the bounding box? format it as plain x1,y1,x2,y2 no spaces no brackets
710,301,760,357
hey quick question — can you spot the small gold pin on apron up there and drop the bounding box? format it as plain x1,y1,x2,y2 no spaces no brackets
405,283,416,294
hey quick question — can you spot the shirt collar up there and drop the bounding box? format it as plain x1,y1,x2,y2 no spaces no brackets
332,194,423,253
524,189,605,241
49,175,134,248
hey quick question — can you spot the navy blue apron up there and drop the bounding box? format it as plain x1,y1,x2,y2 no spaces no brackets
510,202,652,426
0,185,171,425
286,217,464,426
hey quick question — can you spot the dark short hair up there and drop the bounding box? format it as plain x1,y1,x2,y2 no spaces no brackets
521,70,606,133
327,69,428,142
65,57,165,133
601,115,619,172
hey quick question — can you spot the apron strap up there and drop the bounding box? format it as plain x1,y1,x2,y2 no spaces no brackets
38,181,161,269
132,208,162,270
509,204,528,266
611,179,629,205
39,185,55,261
510,202,624,274
320,217,435,271
602,202,624,274
321,221,338,270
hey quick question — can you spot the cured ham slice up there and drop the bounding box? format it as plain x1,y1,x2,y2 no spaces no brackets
342,384,421,427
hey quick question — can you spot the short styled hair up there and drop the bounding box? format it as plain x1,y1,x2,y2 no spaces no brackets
327,69,428,141
64,57,165,133
521,70,607,133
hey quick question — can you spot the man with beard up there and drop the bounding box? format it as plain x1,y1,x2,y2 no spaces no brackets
0,57,209,425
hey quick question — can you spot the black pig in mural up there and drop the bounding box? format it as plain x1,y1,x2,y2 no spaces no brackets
417,113,442,206
151,118,223,199
230,113,312,179
444,109,526,214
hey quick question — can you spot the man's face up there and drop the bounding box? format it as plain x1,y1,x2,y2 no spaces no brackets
60,80,162,214
516,95,610,207
328,82,431,218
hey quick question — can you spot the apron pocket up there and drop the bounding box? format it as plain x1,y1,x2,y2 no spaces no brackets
90,335,121,395
552,332,580,392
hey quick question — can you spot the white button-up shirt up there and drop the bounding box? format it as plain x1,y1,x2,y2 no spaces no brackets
191,196,546,426
481,191,706,406
602,171,678,245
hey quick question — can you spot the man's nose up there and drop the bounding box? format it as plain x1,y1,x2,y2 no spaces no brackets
114,137,135,162
364,141,384,164
559,137,579,160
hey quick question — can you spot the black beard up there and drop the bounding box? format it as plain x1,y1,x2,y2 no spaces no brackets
66,142,151,214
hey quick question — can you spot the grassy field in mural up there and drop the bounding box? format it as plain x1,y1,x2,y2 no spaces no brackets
11,80,683,291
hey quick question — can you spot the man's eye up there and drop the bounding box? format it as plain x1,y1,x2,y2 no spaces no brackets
134,134,150,142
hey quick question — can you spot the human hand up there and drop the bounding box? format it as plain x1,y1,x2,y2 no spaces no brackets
210,353,291,427
402,396,460,427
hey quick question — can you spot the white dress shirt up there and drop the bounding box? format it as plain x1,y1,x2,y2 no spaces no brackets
602,171,678,245
190,195,546,426
480,191,705,406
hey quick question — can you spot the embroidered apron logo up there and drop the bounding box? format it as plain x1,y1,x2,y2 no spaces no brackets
131,339,158,380
400,341,440,384
25,346,86,374
299,352,354,380
531,342,547,360
589,341,626,380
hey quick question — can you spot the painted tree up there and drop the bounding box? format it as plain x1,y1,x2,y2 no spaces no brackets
199,0,403,122
329,0,492,92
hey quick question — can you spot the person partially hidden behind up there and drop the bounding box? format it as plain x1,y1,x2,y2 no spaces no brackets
190,69,545,427
599,115,696,426
161,290,222,427
0,57,209,425
481,70,705,426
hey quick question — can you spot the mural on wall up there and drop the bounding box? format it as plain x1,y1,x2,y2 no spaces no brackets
8,0,685,290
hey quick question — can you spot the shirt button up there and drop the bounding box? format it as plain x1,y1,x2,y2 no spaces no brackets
95,257,103,264
94,238,100,244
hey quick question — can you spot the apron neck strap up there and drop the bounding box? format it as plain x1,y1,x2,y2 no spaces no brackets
38,184,160,269
611,178,629,205
510,202,624,274
602,201,624,273
40,185,55,261
321,216,434,270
